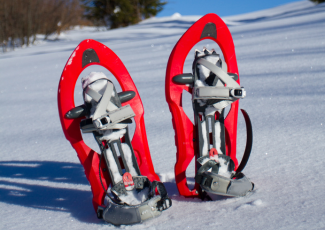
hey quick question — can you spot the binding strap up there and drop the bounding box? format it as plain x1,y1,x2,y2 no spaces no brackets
151,181,172,211
111,176,150,196
196,169,253,197
98,196,162,225
197,58,241,89
84,81,135,130
98,181,171,225
193,58,246,111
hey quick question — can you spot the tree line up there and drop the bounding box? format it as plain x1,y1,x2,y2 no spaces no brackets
1,0,322,52
0,0,165,52
0,0,88,52
81,0,166,29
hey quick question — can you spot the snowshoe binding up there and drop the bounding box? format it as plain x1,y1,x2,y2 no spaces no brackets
58,40,171,225
165,14,254,199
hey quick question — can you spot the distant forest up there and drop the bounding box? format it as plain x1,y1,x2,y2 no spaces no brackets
0,0,322,52
0,0,166,52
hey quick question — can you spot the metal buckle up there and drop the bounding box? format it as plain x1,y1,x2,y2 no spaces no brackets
230,88,246,99
93,114,111,129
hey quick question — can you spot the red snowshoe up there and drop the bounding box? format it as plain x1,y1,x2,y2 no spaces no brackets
58,39,171,225
165,14,254,199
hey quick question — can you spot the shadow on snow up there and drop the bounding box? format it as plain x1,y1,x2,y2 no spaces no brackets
0,161,100,224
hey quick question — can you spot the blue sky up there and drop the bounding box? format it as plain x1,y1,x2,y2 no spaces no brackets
157,0,302,17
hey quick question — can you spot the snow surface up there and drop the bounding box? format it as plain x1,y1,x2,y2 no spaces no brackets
1,0,325,229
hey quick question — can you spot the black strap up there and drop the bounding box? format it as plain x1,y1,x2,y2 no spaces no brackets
235,109,253,174
151,181,172,211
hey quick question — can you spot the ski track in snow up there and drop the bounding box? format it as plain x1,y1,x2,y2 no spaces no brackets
1,1,325,229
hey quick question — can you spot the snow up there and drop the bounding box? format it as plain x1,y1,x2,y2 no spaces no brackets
200,120,209,155
120,143,138,177
1,0,325,229
100,129,126,142
81,72,108,90
171,12,182,19
214,121,223,154
105,148,123,184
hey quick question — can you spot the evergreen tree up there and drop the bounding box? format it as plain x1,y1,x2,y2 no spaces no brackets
310,0,325,3
81,0,166,29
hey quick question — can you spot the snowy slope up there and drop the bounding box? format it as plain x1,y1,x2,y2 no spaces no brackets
1,1,325,229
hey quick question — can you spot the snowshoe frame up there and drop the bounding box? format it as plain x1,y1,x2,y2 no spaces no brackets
165,13,251,198
58,39,159,212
